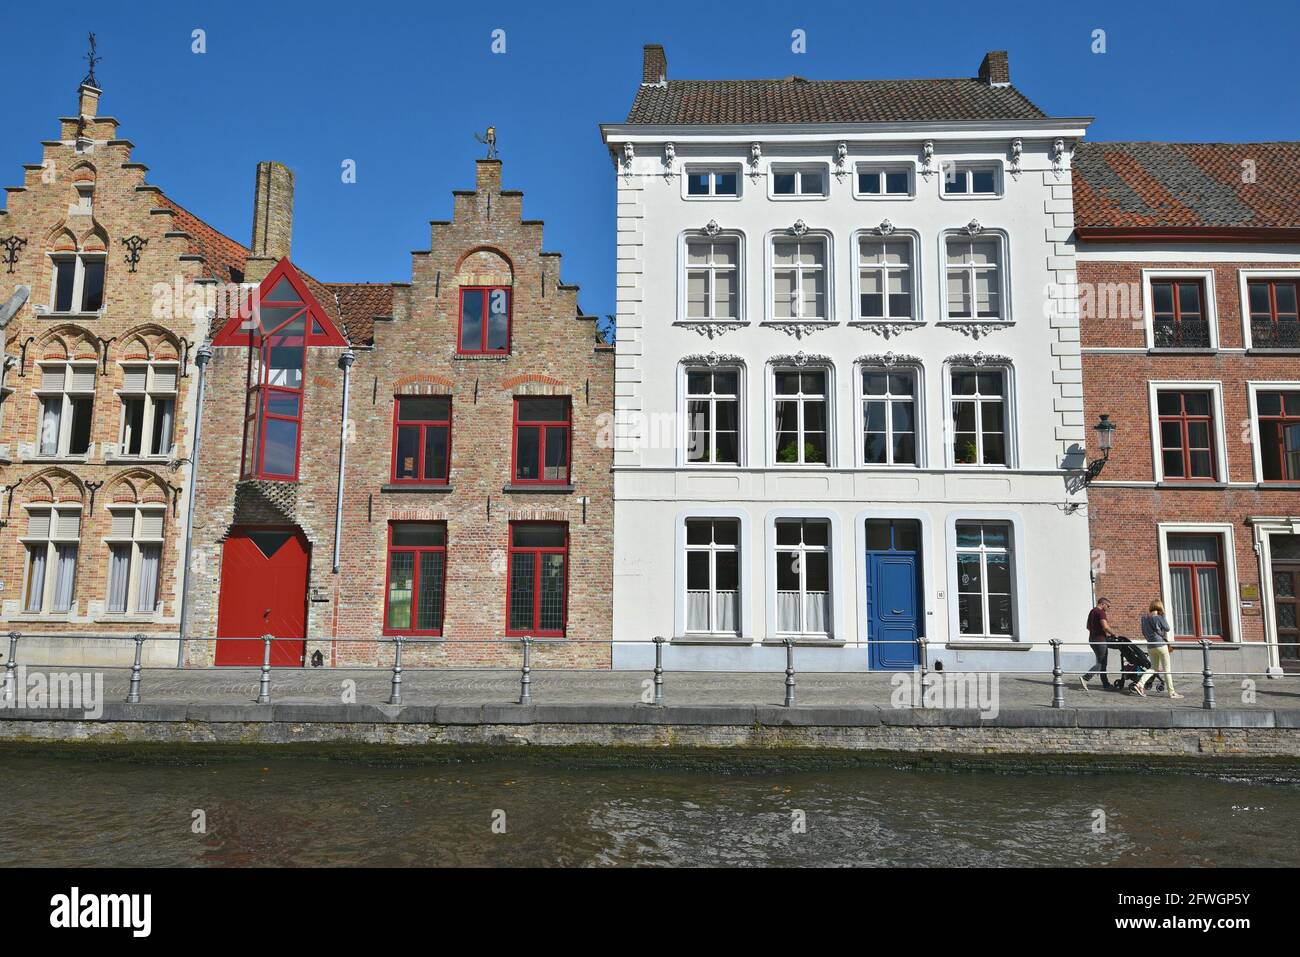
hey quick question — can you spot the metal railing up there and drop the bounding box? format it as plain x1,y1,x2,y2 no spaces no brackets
0,630,1295,715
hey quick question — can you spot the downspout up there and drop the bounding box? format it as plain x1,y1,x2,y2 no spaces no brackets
333,348,356,573
177,340,213,667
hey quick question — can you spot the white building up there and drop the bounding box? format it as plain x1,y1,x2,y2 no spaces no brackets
602,46,1097,672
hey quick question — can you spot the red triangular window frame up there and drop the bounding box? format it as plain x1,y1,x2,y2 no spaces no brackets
211,258,348,347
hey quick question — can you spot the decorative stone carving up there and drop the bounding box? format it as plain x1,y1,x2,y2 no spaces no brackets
674,321,747,340
852,320,920,339
621,142,635,177
702,219,722,237
963,218,983,236
857,351,922,368
947,351,1012,367
765,322,832,340
662,142,675,179
770,350,831,367
939,321,1013,340
749,142,762,181
876,218,896,236
1052,138,1067,178
789,219,810,237
834,141,849,181
681,351,743,367
1009,138,1023,180
919,140,935,179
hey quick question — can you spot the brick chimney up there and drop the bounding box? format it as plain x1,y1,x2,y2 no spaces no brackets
246,161,294,283
642,44,667,85
978,50,1010,87
77,83,101,118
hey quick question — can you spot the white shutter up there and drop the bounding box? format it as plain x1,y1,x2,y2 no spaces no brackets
110,510,135,538
121,366,148,392
138,510,165,539
69,366,96,393
26,510,51,539
54,509,81,539
151,366,178,393
41,365,65,391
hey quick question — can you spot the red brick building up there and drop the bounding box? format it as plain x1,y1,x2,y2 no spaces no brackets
1075,142,1300,675
185,159,614,669
0,81,244,667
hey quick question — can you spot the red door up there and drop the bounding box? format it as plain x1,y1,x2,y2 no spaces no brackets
215,528,309,666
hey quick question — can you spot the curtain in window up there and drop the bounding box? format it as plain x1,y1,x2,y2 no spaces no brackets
153,399,175,455
686,590,710,631
52,545,77,613
107,545,131,613
136,544,161,613
686,590,739,634
1168,536,1219,563
1196,567,1222,637
40,400,60,455
1169,567,1195,636
24,546,47,612
777,591,802,632
715,590,739,633
804,591,830,633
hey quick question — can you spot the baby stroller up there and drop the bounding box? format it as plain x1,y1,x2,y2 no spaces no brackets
1111,635,1163,694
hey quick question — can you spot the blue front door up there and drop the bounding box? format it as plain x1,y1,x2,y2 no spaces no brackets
866,520,921,670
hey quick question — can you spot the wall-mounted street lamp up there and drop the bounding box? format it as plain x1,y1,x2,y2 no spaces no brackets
1084,414,1116,485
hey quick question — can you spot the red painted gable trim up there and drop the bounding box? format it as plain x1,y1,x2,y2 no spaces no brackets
210,258,348,347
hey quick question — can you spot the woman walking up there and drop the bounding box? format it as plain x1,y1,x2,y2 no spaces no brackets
1134,599,1183,698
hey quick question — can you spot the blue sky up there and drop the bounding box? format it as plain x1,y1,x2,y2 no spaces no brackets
4,0,1297,319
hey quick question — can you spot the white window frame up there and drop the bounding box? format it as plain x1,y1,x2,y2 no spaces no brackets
768,515,836,640
19,505,81,615
116,361,179,459
856,361,925,468
674,506,753,642
768,164,830,200
104,504,167,616
1140,268,1218,351
940,230,1011,324
950,519,1018,641
46,251,106,315
679,362,745,467
853,164,916,200
944,362,1016,469
682,235,741,321
1245,380,1300,484
1156,522,1242,645
1239,269,1300,350
767,232,832,323
682,517,742,638
33,360,97,458
853,230,920,323
1146,380,1228,484
769,363,834,467
939,162,1003,199
682,165,742,201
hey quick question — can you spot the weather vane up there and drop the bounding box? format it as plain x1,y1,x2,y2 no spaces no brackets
82,32,101,87
474,126,498,159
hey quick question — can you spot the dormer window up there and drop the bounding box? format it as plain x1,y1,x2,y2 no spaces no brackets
458,286,511,354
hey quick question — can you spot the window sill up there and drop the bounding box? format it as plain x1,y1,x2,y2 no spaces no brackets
852,193,916,201
937,319,1012,332
501,483,575,494
1147,347,1215,355
1258,482,1300,490
1155,481,1228,490
760,637,845,647
381,483,453,493
31,308,103,320
1246,347,1300,355
452,353,511,361
27,455,90,464
672,320,750,337
945,640,1026,650
95,615,166,625
672,635,749,645
105,454,172,465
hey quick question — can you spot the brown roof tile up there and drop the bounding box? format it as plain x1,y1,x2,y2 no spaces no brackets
157,193,248,283
321,282,393,346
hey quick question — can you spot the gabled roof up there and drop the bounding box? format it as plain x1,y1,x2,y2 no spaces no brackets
625,77,1047,125
1073,141,1300,233
321,283,394,345
210,258,348,347
157,194,248,284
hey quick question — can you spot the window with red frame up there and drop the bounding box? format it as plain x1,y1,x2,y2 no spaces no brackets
1157,390,1216,480
1248,279,1300,349
392,396,451,483
1258,390,1300,481
1150,279,1209,348
1165,533,1228,640
512,397,571,485
384,522,446,635
507,523,567,636
458,286,511,354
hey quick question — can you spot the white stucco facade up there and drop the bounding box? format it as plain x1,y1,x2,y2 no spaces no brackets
603,98,1098,672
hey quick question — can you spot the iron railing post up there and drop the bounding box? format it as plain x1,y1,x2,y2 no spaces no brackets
2,632,18,702
1200,638,1216,710
256,634,273,704
519,635,532,705
652,635,664,706
783,638,796,707
388,636,404,706
125,633,145,704
917,636,930,708
1050,639,1065,709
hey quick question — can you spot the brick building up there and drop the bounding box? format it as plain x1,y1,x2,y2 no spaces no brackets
0,80,244,667
185,158,614,669
1075,141,1300,675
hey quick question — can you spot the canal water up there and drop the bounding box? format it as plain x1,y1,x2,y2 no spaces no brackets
2,747,1297,867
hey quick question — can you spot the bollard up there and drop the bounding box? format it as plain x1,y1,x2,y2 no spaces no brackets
388,635,405,706
917,636,930,708
256,634,273,704
2,632,18,702
1049,639,1065,709
519,635,532,705
125,633,145,704
652,635,665,706
783,638,796,707
1199,639,1216,710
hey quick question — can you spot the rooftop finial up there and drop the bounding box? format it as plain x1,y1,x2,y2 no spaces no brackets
81,32,101,87
474,125,498,159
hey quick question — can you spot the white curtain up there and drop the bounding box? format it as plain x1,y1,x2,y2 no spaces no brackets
39,400,60,455
804,591,830,633
25,546,47,612
153,399,175,455
136,545,161,613
777,591,802,632
1197,567,1222,637
714,590,738,633
1169,567,1195,636
107,546,130,613
52,545,77,613
686,590,710,631
687,590,740,635
778,590,830,634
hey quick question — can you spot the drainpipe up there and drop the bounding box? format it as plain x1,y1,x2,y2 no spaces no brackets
333,348,356,573
177,340,213,668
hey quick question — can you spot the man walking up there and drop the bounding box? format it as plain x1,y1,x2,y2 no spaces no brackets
1081,597,1116,691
